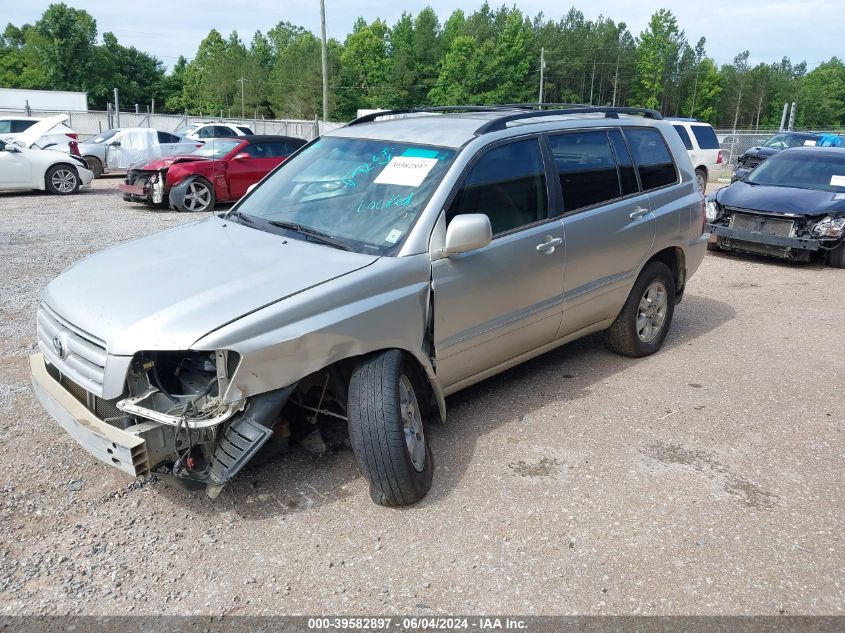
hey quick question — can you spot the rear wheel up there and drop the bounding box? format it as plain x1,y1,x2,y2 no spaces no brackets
828,243,845,269
607,261,676,358
695,168,707,194
84,156,103,178
45,164,80,195
182,178,215,212
348,350,434,506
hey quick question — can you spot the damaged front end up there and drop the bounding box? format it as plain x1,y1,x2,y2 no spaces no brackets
119,168,166,204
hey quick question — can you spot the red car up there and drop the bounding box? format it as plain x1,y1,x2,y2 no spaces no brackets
119,135,307,212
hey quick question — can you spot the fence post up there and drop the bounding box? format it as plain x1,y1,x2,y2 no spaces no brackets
24,100,31,116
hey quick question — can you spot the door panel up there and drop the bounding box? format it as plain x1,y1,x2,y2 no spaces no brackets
432,137,565,388
0,147,31,187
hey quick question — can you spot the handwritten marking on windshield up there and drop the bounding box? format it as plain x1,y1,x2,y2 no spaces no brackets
357,192,415,214
342,146,393,187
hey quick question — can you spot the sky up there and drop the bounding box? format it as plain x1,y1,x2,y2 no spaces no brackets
4,0,844,71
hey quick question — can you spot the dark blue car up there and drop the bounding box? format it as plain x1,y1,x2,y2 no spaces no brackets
707,147,845,267
732,131,845,182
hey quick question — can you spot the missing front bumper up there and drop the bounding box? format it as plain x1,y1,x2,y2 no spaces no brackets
708,224,821,252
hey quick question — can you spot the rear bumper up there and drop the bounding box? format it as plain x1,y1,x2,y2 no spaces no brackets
29,353,150,477
708,223,821,251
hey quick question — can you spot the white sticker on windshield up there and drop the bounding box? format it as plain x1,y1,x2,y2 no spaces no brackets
374,157,438,187
831,175,845,187
804,140,817,146
385,228,404,244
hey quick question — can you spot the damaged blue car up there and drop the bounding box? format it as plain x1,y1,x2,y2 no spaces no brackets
707,147,845,267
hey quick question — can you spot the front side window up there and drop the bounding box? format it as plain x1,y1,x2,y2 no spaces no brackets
549,131,621,213
234,137,457,254
448,138,547,235
625,129,677,191
691,125,719,149
0,120,10,134
191,139,241,158
673,125,693,150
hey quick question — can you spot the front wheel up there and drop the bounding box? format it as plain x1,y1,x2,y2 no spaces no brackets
606,261,676,358
182,178,215,212
45,165,80,195
348,350,434,506
828,243,845,269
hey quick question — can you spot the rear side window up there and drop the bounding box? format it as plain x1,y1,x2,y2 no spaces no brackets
608,129,639,196
691,125,719,149
448,138,548,235
625,129,677,191
197,126,215,139
548,131,621,212
214,126,238,138
156,131,180,143
673,125,693,150
237,126,254,135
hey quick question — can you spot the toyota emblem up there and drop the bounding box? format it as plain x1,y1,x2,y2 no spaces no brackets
52,335,65,359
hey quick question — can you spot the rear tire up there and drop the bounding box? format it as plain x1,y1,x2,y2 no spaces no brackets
607,261,676,358
84,156,103,178
695,168,707,194
828,243,845,269
45,164,80,195
348,350,434,507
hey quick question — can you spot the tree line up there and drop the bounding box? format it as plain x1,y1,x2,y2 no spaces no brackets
2,2,844,129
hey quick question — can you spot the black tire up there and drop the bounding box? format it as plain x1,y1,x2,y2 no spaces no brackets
707,238,721,252
347,350,434,507
181,177,216,212
84,156,103,178
606,261,676,358
45,164,80,195
695,168,707,194
828,243,845,269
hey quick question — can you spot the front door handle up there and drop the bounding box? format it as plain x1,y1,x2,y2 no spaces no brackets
536,236,563,254
629,206,649,220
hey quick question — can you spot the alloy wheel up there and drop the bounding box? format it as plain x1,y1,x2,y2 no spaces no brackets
636,280,668,343
398,374,426,472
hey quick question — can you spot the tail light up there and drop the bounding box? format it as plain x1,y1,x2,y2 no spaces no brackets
195,144,203,148
68,141,80,156
65,132,78,140
716,150,724,164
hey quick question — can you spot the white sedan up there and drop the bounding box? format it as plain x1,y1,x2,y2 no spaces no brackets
0,116,93,194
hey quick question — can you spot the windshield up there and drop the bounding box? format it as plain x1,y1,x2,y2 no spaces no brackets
233,136,457,254
746,152,845,192
175,125,198,136
88,129,120,144
191,140,240,158
763,133,815,149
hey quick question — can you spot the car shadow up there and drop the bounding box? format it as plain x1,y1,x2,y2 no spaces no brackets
154,294,737,520
707,248,827,270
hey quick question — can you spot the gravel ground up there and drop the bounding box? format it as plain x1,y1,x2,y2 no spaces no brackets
0,178,842,616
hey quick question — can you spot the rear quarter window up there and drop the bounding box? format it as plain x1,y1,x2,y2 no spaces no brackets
673,125,693,150
691,125,720,150
625,129,677,191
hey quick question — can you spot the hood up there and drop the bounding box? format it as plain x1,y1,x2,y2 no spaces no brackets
714,180,845,217
129,154,208,171
14,114,69,148
741,146,779,161
44,218,379,355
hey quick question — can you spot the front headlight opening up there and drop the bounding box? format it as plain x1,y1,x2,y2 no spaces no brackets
812,216,845,239
705,200,720,221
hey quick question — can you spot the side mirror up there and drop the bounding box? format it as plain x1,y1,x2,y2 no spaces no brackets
3,144,20,153
108,140,121,147
443,214,492,255
233,152,250,160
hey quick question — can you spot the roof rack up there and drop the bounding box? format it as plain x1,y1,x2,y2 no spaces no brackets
474,106,664,134
347,105,524,127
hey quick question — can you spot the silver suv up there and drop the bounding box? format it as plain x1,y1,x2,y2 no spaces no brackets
30,106,708,505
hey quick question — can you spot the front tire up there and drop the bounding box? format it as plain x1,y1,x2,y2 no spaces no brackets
45,164,80,195
181,178,215,212
348,350,434,507
607,261,676,358
828,243,845,269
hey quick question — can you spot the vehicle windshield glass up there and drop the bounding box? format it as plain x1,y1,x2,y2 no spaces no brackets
88,129,120,144
746,152,845,192
234,136,457,254
191,140,240,158
174,125,198,136
763,133,814,149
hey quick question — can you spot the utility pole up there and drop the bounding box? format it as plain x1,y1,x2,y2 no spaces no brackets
237,77,247,118
588,55,596,105
113,88,120,127
319,0,329,121
538,47,545,104
612,34,621,107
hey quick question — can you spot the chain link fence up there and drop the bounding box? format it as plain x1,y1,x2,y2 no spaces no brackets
0,107,344,141
715,128,845,167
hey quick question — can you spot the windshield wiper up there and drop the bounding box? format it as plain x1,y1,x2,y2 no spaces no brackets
267,220,354,251
226,209,255,224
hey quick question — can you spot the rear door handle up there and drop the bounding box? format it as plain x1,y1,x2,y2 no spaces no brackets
629,206,649,220
536,236,563,254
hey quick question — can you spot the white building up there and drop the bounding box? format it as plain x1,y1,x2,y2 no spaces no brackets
0,88,88,112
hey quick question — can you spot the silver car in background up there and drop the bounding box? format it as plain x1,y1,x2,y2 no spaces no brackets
69,128,200,177
30,105,708,506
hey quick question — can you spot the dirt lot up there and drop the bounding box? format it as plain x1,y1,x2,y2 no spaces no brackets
0,177,842,615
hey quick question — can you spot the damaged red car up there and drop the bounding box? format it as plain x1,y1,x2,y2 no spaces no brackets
119,135,307,212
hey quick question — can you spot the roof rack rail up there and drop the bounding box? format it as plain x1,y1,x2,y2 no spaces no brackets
474,106,664,134
347,105,523,127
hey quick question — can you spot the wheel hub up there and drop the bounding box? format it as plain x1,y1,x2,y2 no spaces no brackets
399,375,426,472
636,280,668,343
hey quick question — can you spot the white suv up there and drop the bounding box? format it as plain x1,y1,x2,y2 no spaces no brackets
173,122,254,140
0,116,78,149
669,119,724,192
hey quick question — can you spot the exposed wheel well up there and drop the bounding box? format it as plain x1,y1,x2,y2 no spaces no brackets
646,247,686,303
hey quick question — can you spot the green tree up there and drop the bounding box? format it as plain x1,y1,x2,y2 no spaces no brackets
336,18,391,117
632,10,686,110
33,3,97,92
797,58,845,128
